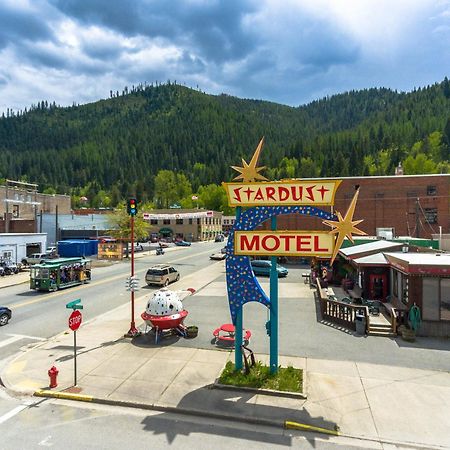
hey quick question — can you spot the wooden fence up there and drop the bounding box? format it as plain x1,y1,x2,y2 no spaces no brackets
317,282,368,332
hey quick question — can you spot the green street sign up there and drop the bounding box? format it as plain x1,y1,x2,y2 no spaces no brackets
66,299,82,309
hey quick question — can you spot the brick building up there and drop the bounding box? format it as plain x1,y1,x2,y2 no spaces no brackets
0,181,71,233
258,174,450,240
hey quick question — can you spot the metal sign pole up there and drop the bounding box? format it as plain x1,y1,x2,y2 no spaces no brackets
74,329,77,386
131,214,135,330
234,206,243,370
270,215,278,374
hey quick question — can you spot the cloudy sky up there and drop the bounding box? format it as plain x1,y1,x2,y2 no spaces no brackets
0,0,449,114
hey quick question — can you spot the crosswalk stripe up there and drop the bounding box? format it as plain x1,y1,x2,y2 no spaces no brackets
0,335,23,348
0,404,28,424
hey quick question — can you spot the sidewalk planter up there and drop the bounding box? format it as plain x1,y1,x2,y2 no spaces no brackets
186,326,198,338
399,325,416,342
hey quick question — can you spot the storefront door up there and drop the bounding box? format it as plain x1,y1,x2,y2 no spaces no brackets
369,274,387,300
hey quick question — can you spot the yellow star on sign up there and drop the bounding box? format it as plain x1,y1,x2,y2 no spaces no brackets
322,189,367,264
231,137,268,182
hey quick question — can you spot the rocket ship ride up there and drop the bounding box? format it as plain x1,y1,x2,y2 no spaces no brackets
141,287,195,343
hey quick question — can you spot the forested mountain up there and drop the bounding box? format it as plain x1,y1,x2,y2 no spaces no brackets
0,79,449,206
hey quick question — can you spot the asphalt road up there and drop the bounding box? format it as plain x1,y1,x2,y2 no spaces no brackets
0,393,375,450
0,241,224,362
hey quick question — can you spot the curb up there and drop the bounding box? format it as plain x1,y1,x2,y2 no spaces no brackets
33,389,336,436
0,277,29,290
284,420,339,436
212,381,307,400
33,390,448,449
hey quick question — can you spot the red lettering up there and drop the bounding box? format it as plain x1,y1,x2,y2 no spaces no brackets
266,187,276,201
261,235,279,251
240,235,260,251
296,235,312,251
279,235,296,251
233,188,242,202
314,235,329,252
291,186,303,201
279,187,290,201
254,187,264,201
244,187,254,201
305,185,316,201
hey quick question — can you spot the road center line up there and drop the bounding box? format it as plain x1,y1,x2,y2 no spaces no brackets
9,245,219,309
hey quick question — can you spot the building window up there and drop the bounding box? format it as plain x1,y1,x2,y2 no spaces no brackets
402,277,409,305
375,193,384,199
12,204,19,218
422,278,440,320
197,218,200,225
189,218,193,225
2,251,12,259
176,218,183,225
424,208,438,224
150,219,158,225
163,219,170,225
427,185,437,196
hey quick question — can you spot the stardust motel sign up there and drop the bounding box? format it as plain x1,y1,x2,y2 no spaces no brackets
234,231,335,257
223,180,341,207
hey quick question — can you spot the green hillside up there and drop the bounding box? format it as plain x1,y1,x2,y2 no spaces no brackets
0,79,449,205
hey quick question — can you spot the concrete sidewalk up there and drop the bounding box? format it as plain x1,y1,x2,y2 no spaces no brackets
2,263,450,448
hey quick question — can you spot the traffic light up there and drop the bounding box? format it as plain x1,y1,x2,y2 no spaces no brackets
127,198,138,216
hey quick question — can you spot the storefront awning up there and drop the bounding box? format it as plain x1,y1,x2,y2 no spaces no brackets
159,228,173,235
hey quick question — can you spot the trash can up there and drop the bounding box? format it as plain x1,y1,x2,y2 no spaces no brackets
355,312,366,335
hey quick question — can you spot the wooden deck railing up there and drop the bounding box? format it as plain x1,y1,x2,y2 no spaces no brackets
317,283,369,332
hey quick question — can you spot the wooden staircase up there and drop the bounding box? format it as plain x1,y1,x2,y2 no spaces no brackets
368,314,396,337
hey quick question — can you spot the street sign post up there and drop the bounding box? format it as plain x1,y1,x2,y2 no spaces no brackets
68,309,82,386
66,299,83,310
68,310,82,331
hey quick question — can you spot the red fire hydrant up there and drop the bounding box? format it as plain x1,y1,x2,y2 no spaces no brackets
48,366,59,388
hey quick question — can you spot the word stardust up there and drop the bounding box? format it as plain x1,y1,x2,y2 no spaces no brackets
235,231,335,257
223,180,341,207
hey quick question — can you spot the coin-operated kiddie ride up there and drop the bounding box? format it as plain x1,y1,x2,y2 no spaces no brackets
141,287,196,343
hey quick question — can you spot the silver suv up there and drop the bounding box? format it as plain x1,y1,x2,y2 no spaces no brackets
145,264,180,287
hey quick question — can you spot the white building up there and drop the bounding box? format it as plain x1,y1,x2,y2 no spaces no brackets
0,233,47,264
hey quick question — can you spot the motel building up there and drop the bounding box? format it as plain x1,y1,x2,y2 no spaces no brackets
333,240,450,337
143,209,223,241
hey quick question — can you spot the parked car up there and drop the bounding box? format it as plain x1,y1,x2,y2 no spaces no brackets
145,264,180,286
214,234,225,242
22,253,53,265
250,260,289,277
210,253,226,261
133,243,144,252
46,246,57,255
175,240,191,247
157,241,169,248
0,266,4,277
0,306,12,326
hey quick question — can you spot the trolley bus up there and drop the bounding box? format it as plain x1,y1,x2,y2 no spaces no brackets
30,257,91,291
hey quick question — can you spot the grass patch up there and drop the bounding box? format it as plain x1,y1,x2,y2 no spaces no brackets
218,361,303,393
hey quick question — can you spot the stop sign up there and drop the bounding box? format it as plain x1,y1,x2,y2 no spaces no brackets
68,310,82,331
